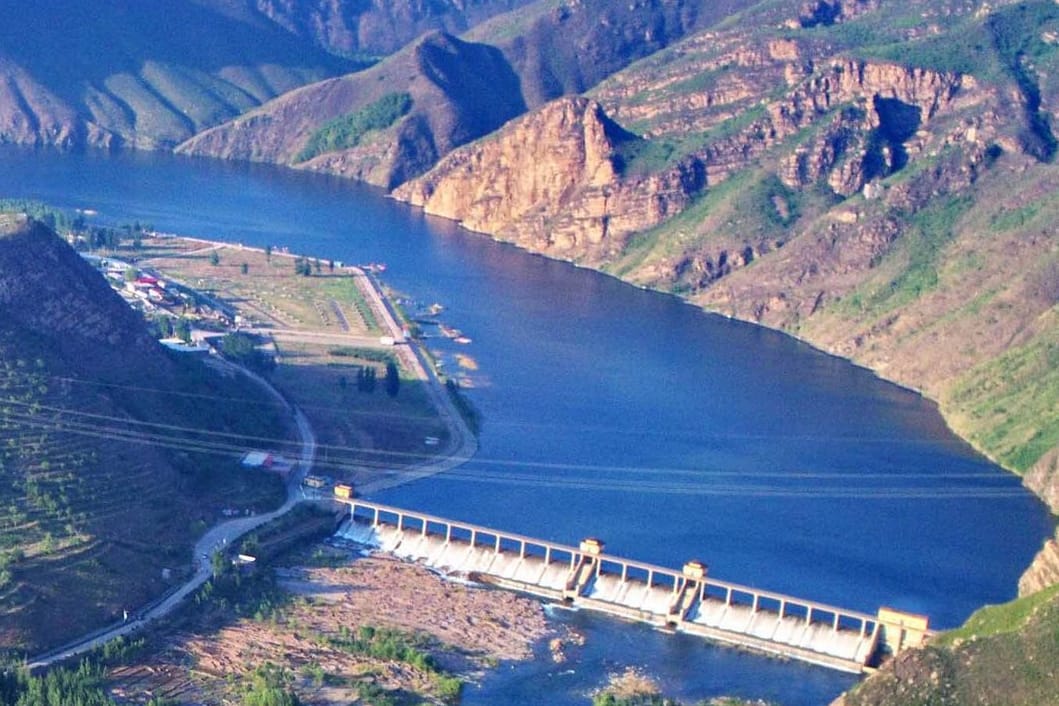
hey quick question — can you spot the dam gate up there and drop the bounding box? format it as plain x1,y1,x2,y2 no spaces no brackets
336,499,931,674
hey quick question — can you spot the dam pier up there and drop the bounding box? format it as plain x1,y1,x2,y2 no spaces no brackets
335,499,931,673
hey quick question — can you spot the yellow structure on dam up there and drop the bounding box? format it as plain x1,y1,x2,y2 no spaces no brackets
336,499,930,674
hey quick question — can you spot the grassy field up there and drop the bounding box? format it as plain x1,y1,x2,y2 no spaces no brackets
270,340,450,487
130,236,382,335
122,235,451,482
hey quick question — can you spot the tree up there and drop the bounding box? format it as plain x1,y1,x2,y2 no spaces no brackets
356,366,376,393
210,549,226,579
153,315,174,339
265,244,272,262
241,262,249,275
209,251,220,266
221,333,276,376
385,361,400,398
175,318,192,343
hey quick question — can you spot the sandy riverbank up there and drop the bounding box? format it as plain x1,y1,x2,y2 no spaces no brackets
275,554,556,664
108,553,567,705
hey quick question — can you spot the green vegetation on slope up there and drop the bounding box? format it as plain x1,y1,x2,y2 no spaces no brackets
295,93,413,162
947,326,1059,471
843,587,1059,706
938,583,1059,646
842,195,973,316
790,0,1059,98
0,219,294,653
0,635,160,706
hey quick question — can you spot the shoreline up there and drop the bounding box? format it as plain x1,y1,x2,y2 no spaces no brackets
30,229,480,668
393,210,1058,518
118,231,479,496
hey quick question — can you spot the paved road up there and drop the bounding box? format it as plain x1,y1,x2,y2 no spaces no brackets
26,270,473,670
27,376,317,671
354,272,477,493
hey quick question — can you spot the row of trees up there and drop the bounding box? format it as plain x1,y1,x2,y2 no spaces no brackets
343,362,400,397
292,257,335,276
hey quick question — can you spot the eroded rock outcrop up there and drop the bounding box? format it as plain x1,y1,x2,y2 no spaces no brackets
394,96,705,264
1019,526,1059,597
1024,446,1059,516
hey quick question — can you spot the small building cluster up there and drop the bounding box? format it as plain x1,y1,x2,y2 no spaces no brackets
240,450,295,478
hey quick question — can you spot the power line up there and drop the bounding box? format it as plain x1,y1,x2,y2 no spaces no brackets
0,405,1028,501
0,396,1016,481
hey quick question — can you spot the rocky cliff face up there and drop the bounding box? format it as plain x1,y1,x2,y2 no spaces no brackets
1024,447,1059,515
394,54,966,267
394,96,705,264
1019,527,1059,597
181,0,751,185
391,0,1059,508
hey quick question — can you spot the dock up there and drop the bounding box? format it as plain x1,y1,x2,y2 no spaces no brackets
335,499,932,673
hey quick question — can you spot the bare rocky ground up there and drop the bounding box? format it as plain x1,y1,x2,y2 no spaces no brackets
106,551,564,705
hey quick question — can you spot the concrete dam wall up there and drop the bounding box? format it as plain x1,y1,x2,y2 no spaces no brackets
336,499,930,673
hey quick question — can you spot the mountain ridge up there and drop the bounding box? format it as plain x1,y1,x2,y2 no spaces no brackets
388,0,1059,512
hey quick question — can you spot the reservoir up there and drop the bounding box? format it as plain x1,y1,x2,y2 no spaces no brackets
1,146,1053,705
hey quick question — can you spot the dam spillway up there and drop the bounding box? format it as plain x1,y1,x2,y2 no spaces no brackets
335,499,930,674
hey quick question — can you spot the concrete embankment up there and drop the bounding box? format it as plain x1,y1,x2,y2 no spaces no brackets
336,499,930,674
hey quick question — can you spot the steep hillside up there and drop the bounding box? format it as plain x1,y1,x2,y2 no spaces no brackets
178,31,527,188
247,0,537,57
0,215,292,654
392,0,1059,510
834,581,1059,706
178,0,746,185
393,95,705,259
0,0,353,148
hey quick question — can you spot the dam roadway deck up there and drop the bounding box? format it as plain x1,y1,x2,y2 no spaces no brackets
335,500,932,673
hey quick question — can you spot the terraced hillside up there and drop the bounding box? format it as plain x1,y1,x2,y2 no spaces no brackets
0,215,293,654
0,0,354,148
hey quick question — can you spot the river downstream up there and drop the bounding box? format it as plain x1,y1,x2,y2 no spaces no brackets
1,146,1053,705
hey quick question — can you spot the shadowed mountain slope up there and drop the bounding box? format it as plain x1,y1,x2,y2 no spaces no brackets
0,215,291,653
177,0,747,185
0,0,355,148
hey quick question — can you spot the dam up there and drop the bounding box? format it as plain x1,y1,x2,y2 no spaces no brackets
335,499,931,673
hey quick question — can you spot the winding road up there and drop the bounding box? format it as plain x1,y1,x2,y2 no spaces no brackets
27,378,317,671
26,268,475,671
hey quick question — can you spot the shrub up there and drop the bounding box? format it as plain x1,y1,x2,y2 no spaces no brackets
296,93,413,162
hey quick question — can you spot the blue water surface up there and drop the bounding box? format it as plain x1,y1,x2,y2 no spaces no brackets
1,146,1052,705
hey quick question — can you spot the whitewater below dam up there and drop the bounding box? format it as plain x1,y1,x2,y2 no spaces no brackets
1,146,1052,706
